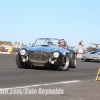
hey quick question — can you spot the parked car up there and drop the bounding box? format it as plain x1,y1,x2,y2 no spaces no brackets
82,48,100,61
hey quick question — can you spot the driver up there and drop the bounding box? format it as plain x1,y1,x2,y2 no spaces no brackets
57,39,67,49
95,44,99,50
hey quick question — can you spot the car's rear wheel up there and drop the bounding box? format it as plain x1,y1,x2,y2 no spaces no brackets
69,55,77,68
16,54,30,69
58,55,69,71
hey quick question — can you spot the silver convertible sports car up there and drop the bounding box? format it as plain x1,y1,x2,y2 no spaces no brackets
82,48,100,61
16,38,77,71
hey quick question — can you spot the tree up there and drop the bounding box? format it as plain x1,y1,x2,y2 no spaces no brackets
15,41,17,46
4,41,6,45
9,41,12,46
2,41,4,44
18,42,20,48
24,44,27,46
69,46,75,48
7,42,10,46
21,43,24,47
87,46,94,51
0,41,2,45
18,42,20,45
6,42,9,45
29,43,31,46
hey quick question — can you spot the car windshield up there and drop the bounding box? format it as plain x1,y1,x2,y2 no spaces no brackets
94,48,100,52
34,38,59,46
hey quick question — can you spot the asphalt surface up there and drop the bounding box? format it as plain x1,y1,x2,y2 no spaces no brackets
0,54,100,100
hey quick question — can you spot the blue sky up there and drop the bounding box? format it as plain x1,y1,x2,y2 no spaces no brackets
0,0,100,48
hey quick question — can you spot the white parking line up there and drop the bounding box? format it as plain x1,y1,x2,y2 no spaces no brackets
0,80,80,90
9,67,17,68
0,52,10,54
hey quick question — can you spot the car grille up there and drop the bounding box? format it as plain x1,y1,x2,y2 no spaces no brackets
32,62,45,66
29,51,49,63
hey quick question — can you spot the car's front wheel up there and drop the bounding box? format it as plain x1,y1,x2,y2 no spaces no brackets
58,55,69,71
83,59,90,62
16,54,30,69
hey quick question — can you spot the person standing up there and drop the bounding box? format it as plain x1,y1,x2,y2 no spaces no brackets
78,40,84,57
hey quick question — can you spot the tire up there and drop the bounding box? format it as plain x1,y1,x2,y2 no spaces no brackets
16,54,30,69
68,50,76,68
83,58,87,61
58,55,69,71
83,59,90,62
68,51,75,60
69,55,77,68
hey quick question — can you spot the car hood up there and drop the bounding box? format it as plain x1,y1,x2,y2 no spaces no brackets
83,51,93,54
21,45,69,53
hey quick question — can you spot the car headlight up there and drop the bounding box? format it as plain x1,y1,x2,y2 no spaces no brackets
20,49,26,55
53,52,59,58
